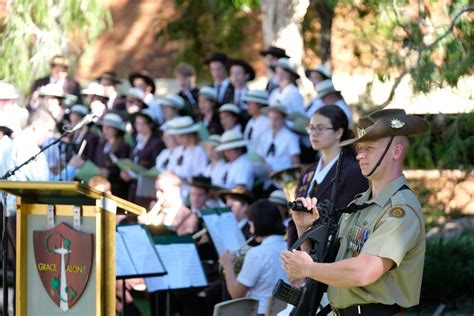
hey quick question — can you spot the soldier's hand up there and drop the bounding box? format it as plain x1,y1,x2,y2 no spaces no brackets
280,249,313,279
291,197,319,234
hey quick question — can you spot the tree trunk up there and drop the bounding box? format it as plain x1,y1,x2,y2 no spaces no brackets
312,1,335,67
261,0,309,64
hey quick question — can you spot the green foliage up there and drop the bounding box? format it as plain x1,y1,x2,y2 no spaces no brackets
157,0,260,80
0,0,112,94
349,1,473,98
422,229,474,302
405,113,474,169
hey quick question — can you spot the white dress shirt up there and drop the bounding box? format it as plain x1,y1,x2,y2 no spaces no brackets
221,153,254,190
203,159,227,188
214,78,230,104
305,97,324,118
269,84,305,115
237,235,288,314
335,99,353,128
256,127,300,172
169,145,208,182
244,115,271,153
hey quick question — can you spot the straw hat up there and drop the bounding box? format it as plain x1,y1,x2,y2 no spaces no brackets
315,79,339,98
215,130,248,151
128,71,156,94
199,86,218,102
269,190,287,206
165,116,201,135
219,103,241,115
161,94,185,110
260,46,289,58
305,65,332,80
276,58,300,79
201,134,221,146
0,82,19,100
263,100,288,116
132,108,158,125
97,113,127,132
50,55,69,68
70,104,89,117
81,82,108,98
39,84,65,98
126,87,146,102
339,109,429,147
242,90,269,106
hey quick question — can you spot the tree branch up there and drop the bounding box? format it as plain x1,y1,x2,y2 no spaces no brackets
379,69,409,107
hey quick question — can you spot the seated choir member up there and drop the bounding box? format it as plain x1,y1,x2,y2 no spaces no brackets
215,130,255,191
219,199,287,316
120,108,164,207
202,134,227,188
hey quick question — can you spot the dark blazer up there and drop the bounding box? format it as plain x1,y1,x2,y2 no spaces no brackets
210,82,233,106
93,139,131,199
31,76,83,104
127,134,165,207
204,112,224,135
71,129,99,162
287,156,369,248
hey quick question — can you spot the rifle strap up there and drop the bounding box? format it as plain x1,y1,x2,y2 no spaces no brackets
316,303,332,316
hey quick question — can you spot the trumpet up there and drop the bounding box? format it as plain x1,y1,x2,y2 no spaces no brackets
269,164,302,202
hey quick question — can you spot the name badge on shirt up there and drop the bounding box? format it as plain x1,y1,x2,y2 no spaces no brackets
348,225,369,257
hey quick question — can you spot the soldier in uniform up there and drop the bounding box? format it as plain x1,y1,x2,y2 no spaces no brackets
281,108,429,315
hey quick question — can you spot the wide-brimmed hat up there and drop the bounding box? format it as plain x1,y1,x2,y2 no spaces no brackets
305,65,332,80
39,84,65,98
263,100,288,116
0,82,19,100
260,46,289,59
50,55,69,68
276,58,300,79
218,186,254,204
228,59,256,81
204,52,229,66
0,116,21,135
160,93,185,110
315,79,339,98
96,71,121,84
215,130,248,151
132,108,157,125
166,116,201,135
219,103,241,115
288,116,310,135
82,82,108,98
70,104,89,117
97,112,127,132
339,109,429,147
126,87,146,102
242,89,269,106
269,190,287,206
201,134,221,146
128,71,156,94
185,176,220,191
199,86,218,102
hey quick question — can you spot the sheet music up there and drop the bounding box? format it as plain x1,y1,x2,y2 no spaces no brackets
146,243,207,292
202,210,246,256
116,225,166,276
116,230,136,277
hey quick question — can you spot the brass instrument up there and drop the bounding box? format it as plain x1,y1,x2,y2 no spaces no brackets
269,164,303,202
219,236,255,275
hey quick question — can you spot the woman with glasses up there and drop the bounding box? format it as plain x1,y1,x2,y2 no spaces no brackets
287,105,368,248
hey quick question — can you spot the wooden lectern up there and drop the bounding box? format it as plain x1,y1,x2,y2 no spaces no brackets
0,181,145,316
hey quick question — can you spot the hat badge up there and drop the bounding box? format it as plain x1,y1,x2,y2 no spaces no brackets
357,127,366,138
390,119,405,129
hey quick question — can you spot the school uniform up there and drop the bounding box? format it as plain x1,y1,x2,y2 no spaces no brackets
268,84,304,115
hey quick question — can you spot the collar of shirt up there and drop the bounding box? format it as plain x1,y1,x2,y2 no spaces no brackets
261,234,285,245
238,217,248,229
361,174,407,207
313,155,339,184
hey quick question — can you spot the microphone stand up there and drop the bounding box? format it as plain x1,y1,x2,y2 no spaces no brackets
0,128,73,316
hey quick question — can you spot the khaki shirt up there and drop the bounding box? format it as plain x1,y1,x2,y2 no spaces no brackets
328,175,425,308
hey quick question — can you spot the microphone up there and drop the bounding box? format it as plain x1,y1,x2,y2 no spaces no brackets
64,114,98,133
